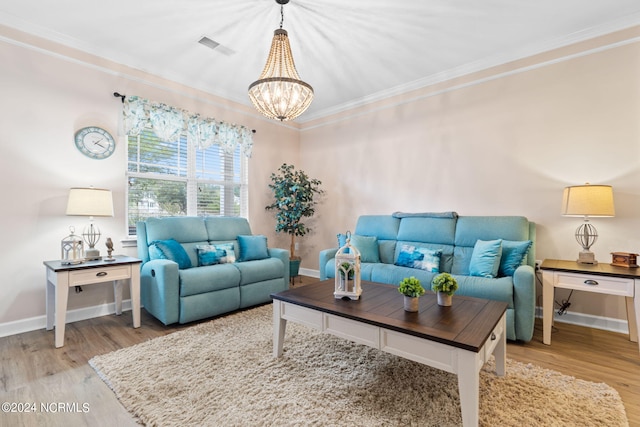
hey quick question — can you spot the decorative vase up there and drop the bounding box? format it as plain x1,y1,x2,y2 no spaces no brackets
404,296,419,312
437,292,452,307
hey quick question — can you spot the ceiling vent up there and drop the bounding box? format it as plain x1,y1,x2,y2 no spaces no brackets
198,36,236,56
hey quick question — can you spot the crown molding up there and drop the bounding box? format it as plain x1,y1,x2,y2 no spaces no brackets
298,13,640,124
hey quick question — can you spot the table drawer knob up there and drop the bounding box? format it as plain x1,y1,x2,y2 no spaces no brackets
584,279,598,286
96,271,108,277
491,332,496,341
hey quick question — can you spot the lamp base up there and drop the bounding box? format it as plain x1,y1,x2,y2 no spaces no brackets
577,250,597,265
84,248,101,261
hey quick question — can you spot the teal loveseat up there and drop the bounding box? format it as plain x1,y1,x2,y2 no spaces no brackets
137,216,289,325
319,213,536,342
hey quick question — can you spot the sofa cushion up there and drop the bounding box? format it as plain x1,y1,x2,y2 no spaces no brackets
351,235,381,263
235,258,285,285
397,217,457,245
179,263,240,297
149,239,192,269
370,263,437,287
205,217,252,241
354,215,400,240
145,217,209,244
452,275,514,308
237,235,269,262
395,244,442,273
196,244,224,266
469,239,503,278
499,240,533,276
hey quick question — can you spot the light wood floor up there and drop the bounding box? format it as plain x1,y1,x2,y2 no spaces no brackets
1,276,638,426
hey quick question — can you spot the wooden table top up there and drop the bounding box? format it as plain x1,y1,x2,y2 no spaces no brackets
43,255,141,272
540,259,640,279
272,280,507,352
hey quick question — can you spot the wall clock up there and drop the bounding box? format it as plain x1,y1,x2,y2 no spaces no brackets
74,126,116,159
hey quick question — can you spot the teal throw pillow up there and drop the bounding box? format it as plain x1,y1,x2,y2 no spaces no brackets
196,244,224,266
499,240,532,276
237,235,269,262
149,239,192,269
350,235,380,263
395,244,441,273
214,242,236,263
469,239,503,278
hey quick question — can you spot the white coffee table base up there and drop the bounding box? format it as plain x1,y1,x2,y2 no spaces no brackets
273,300,506,427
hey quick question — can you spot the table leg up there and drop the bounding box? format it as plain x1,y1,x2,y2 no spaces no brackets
45,276,55,331
113,280,123,315
273,300,287,358
457,351,480,427
494,316,506,377
542,270,554,345
54,273,69,348
625,296,638,343
130,265,141,328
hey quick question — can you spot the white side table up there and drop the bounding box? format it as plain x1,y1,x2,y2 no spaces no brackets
44,255,142,348
541,259,640,354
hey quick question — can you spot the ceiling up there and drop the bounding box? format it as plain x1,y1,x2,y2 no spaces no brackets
1,1,640,122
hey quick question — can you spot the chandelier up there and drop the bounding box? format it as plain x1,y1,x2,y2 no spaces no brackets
248,0,313,121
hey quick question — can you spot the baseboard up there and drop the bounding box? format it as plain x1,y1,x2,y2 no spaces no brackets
299,267,320,278
0,285,630,339
0,300,133,339
535,307,630,335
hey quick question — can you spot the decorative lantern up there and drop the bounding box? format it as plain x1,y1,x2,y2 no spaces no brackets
61,226,84,265
334,231,362,300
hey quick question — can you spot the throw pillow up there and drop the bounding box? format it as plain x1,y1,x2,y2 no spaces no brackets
395,244,441,272
469,239,503,278
499,240,533,276
237,235,270,262
216,242,236,263
149,239,192,269
196,244,224,267
350,234,381,263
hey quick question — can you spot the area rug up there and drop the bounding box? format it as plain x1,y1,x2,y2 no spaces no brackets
89,304,628,427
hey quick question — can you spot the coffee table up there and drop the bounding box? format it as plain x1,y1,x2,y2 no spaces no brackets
271,280,507,427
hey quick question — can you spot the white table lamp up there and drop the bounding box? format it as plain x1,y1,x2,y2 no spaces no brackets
66,187,114,260
561,183,615,265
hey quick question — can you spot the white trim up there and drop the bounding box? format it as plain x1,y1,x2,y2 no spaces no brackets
536,307,631,336
300,36,640,130
0,300,133,339
299,267,319,279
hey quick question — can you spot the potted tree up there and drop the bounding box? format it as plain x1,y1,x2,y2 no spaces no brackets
431,272,458,306
398,276,425,312
265,163,324,279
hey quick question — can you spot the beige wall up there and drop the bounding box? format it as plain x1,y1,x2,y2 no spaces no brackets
299,28,640,322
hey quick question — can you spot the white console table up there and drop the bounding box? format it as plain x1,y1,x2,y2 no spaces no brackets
44,255,142,348
541,259,640,354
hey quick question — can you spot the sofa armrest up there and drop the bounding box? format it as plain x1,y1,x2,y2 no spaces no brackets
512,264,535,342
268,247,290,285
140,259,180,325
319,248,339,280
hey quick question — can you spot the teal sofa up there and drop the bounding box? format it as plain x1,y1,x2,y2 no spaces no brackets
319,213,536,342
137,216,289,325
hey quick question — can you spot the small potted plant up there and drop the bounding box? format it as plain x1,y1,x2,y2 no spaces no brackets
398,276,425,312
431,272,458,306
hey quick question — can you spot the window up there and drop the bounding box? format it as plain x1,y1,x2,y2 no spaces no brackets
126,128,248,235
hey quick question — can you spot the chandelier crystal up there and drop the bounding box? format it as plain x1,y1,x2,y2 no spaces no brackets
248,0,313,121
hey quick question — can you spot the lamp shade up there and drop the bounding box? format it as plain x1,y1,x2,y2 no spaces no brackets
561,184,615,217
66,188,114,217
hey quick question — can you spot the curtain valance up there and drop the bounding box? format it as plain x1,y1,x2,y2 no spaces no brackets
123,96,253,157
